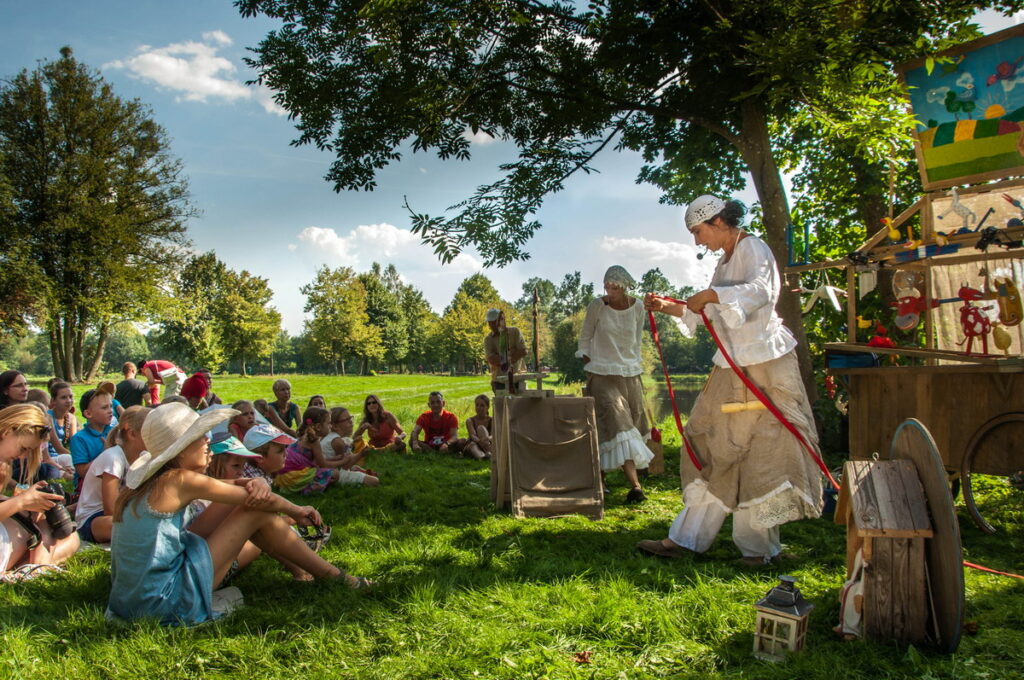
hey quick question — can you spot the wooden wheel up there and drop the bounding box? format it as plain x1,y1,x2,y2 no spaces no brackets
960,412,1024,535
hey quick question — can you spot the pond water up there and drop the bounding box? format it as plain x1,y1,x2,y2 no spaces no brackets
647,376,706,421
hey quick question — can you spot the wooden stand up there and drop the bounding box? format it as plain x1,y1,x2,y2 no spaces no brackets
835,459,933,645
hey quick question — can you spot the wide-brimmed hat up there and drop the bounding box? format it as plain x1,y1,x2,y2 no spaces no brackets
125,403,238,489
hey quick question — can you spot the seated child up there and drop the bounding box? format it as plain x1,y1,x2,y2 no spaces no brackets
0,405,81,579
179,373,210,410
462,394,494,460
75,406,149,544
107,404,370,626
26,389,49,407
46,381,78,466
321,408,379,487
69,389,115,488
352,395,406,453
307,395,326,410
228,400,258,441
410,391,462,454
97,381,125,424
268,407,357,494
242,423,294,484
191,433,315,582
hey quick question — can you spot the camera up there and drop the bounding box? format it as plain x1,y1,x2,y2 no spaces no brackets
40,482,76,539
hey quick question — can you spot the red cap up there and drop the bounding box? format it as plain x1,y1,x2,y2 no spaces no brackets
180,373,209,400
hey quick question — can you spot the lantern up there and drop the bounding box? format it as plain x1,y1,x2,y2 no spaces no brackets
753,575,814,662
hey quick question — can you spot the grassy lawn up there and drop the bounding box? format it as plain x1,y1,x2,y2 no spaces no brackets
3,374,1023,679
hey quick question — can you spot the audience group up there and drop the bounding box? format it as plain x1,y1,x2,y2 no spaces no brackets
0,364,494,626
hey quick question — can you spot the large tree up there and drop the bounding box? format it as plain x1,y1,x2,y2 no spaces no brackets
153,252,229,370
358,263,409,372
215,269,282,377
301,266,382,374
0,47,192,381
239,0,1018,396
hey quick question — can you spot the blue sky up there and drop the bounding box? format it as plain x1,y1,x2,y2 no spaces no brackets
1,3,1017,332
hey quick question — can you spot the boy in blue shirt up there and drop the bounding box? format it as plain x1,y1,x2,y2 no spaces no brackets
69,389,114,488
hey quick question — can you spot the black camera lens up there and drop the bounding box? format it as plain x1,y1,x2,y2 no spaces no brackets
42,483,76,540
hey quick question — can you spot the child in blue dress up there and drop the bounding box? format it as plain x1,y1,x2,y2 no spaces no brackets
107,403,371,626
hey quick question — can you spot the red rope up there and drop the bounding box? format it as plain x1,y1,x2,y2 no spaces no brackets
649,294,1022,580
648,309,702,471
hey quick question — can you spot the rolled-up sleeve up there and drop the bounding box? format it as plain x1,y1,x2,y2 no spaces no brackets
710,243,773,329
576,299,601,358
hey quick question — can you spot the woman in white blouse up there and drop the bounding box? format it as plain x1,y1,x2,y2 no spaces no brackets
577,265,653,504
638,195,822,566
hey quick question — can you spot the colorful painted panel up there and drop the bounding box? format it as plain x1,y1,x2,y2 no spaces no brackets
898,25,1024,190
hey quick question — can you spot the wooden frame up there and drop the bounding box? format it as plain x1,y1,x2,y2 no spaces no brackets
896,24,1024,191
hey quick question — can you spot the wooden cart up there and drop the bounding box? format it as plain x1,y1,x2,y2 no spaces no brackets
787,182,1024,533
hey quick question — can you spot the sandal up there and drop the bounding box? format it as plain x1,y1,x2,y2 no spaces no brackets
0,563,65,584
350,575,376,590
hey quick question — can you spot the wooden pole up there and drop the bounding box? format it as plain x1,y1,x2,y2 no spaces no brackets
533,288,541,389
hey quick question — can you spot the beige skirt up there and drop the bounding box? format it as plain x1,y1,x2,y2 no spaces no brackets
680,351,823,527
586,373,653,471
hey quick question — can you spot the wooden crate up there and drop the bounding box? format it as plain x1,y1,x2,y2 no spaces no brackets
836,459,933,645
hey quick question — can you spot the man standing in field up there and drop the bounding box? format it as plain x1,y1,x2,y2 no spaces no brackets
484,309,527,394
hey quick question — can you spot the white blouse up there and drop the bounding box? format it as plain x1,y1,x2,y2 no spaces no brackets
576,297,645,377
674,235,796,367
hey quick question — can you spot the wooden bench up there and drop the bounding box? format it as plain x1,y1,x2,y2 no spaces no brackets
835,459,933,645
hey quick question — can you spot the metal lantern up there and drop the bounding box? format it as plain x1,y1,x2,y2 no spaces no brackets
753,575,814,662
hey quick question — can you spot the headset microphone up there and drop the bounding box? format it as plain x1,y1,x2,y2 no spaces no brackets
696,248,707,260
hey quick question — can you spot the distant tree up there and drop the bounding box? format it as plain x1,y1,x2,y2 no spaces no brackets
301,266,382,374
89,323,149,374
358,263,408,372
514,277,556,316
551,310,587,385
0,47,191,381
215,270,282,377
550,272,594,324
153,253,229,370
401,285,440,372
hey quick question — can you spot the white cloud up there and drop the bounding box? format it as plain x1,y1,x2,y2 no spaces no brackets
105,32,285,115
462,128,497,146
294,222,484,273
202,30,233,46
599,236,717,289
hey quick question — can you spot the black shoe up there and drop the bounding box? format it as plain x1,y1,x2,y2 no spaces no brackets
625,487,646,504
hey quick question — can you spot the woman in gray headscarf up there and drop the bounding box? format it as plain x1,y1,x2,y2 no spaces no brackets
577,265,653,503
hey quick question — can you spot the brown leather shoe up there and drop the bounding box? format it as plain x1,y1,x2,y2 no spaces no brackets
636,539,692,559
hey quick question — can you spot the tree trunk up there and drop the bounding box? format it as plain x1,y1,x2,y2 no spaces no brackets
61,314,76,382
270,351,275,376
240,350,247,377
738,98,817,402
84,319,110,381
48,324,64,381
72,306,87,381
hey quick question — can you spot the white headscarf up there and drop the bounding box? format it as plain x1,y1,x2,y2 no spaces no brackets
603,265,636,290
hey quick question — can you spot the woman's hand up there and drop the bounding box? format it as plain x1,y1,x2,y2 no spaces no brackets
293,505,322,527
685,289,719,314
645,293,686,317
242,477,272,508
13,483,63,513
580,354,591,364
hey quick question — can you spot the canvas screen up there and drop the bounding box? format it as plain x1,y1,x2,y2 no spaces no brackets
898,25,1024,190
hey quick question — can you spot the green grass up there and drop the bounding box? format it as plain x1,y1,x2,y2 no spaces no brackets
4,374,1024,679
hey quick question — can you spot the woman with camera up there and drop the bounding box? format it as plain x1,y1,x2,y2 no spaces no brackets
1,404,80,581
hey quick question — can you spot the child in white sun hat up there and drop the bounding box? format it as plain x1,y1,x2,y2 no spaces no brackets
107,403,371,626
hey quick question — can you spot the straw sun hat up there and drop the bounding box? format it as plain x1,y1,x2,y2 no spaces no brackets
125,402,238,489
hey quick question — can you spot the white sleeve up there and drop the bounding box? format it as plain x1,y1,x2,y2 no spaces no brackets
673,308,702,338
710,240,775,329
575,299,602,359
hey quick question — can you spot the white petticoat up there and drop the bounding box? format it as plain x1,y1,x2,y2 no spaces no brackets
598,427,654,471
